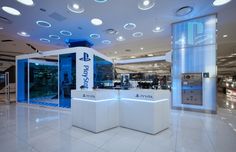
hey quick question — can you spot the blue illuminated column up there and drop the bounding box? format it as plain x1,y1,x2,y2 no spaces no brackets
171,15,217,113
17,59,28,103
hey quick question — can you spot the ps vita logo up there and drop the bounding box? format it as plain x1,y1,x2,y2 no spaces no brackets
83,94,95,98
136,94,153,99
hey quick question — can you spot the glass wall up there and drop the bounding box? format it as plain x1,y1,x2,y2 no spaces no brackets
29,61,58,107
93,55,113,88
59,53,76,108
17,59,28,103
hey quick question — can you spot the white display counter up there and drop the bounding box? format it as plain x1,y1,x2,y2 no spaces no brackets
119,89,170,134
71,89,119,133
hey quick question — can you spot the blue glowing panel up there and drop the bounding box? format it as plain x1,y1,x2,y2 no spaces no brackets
59,53,76,108
17,59,28,103
171,15,217,112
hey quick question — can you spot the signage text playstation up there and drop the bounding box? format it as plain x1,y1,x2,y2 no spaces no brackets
80,52,91,88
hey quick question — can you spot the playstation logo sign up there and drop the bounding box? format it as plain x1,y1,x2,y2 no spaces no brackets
80,52,91,62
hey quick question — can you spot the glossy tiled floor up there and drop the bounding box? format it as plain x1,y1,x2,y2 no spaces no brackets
0,94,236,152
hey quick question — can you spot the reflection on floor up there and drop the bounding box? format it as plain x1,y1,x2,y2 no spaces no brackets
0,94,236,152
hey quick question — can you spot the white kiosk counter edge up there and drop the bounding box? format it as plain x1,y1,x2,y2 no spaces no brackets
71,89,170,134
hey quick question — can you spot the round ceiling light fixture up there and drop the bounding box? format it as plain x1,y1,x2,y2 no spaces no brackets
91,18,103,26
0,27,3,30
102,40,111,44
213,0,231,6
152,26,163,33
138,0,155,11
40,38,50,43
67,3,84,14
36,20,51,28
17,31,30,37
90,33,101,39
132,32,143,37
60,30,72,36
1,6,21,16
94,0,108,3
176,6,193,16
105,29,118,35
124,23,136,30
116,36,125,41
49,34,60,39
17,0,34,6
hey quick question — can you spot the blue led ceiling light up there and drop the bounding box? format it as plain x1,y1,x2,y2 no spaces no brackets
36,20,51,28
94,0,108,3
49,34,60,39
40,38,50,43
124,23,136,30
102,40,111,44
90,33,101,39
60,30,72,36
132,32,143,37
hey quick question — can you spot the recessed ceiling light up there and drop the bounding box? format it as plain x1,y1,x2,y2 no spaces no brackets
114,51,118,54
60,30,72,36
105,29,118,35
67,3,84,13
102,40,111,44
130,56,136,59
223,34,228,38
152,26,163,33
132,32,143,37
213,0,231,6
0,27,3,30
124,23,136,30
17,31,30,37
94,0,108,3
36,20,51,28
176,6,193,16
40,38,50,43
90,33,101,39
116,36,125,41
91,18,103,26
138,0,155,10
17,0,34,6
140,47,144,50
2,6,21,16
49,35,60,39
147,54,154,57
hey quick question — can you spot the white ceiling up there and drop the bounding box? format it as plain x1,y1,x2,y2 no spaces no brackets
0,0,236,74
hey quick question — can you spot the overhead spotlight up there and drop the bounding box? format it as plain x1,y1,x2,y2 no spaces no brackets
116,36,125,41
17,0,34,6
1,6,21,16
102,40,111,44
132,32,143,37
138,0,155,10
223,34,228,38
124,23,136,30
91,18,103,26
130,56,136,59
17,31,30,37
213,0,231,6
90,33,101,39
67,3,84,13
0,27,3,30
176,6,193,16
152,26,163,33
140,47,144,50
